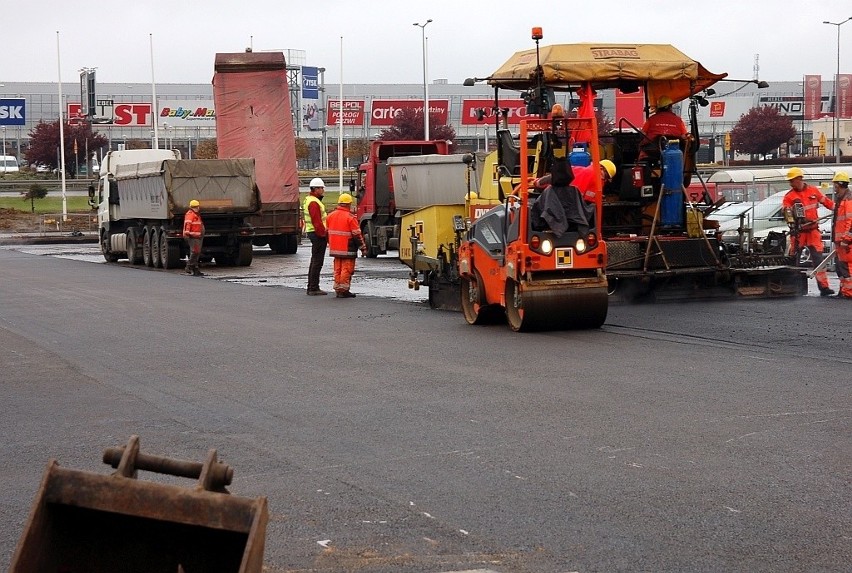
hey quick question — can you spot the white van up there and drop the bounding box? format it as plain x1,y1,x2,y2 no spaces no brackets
0,155,20,174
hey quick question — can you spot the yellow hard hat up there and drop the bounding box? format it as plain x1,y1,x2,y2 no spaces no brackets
189,199,200,208
338,193,353,204
832,171,850,183
465,191,479,201
600,159,616,179
657,95,673,109
785,167,804,180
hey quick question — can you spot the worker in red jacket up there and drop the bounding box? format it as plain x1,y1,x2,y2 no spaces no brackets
182,199,205,276
831,171,851,299
303,178,328,295
326,193,367,298
328,193,367,298
782,167,835,296
533,159,615,203
639,95,689,160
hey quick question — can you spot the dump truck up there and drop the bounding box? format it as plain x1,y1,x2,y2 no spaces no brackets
92,148,259,267
10,435,268,573
213,51,302,254
400,28,807,324
355,140,450,257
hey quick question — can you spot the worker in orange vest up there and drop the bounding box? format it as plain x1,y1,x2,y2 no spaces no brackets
183,199,205,276
830,171,851,299
326,193,367,298
782,167,835,295
639,95,689,160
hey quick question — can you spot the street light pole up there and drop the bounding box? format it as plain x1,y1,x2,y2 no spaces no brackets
823,16,852,164
413,19,432,140
1,127,6,171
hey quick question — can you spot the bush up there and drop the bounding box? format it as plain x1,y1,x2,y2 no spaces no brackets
21,183,48,213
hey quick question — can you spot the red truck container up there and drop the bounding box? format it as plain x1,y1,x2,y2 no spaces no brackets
355,140,450,257
213,52,301,254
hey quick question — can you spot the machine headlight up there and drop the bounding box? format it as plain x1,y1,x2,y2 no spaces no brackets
575,238,586,253
540,238,554,255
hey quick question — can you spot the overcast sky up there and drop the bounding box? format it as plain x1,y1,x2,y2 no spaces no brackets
5,0,851,88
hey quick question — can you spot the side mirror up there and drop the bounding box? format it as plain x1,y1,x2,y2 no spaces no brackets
87,185,95,198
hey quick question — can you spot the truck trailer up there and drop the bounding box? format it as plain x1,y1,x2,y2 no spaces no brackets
355,140,450,257
92,149,259,268
213,51,302,254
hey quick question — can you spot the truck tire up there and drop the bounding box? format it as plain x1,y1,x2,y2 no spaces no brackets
236,241,253,266
100,231,119,263
150,226,163,268
160,229,181,269
126,229,142,265
362,221,379,258
142,227,154,267
269,234,298,254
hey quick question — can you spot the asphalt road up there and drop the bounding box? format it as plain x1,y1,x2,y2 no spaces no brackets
0,247,849,573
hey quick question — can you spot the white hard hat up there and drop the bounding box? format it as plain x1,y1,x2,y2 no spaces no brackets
309,177,325,188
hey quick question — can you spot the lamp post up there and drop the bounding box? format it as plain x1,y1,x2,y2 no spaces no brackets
1,127,6,171
823,16,852,163
413,19,432,140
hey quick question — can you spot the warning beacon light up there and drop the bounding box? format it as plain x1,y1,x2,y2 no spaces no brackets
531,27,543,40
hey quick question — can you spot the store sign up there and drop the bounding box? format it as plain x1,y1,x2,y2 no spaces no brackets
0,98,26,126
68,102,153,126
327,99,366,126
369,99,449,126
804,75,821,120
159,100,216,125
460,99,528,125
302,66,319,99
709,101,726,117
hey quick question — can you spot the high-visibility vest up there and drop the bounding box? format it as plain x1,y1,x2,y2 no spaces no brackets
327,206,362,258
183,209,204,238
303,195,327,233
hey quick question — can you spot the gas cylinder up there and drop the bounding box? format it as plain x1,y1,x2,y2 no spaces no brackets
660,141,684,227
569,143,591,167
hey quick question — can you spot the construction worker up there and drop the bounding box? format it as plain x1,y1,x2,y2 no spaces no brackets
533,159,615,203
782,167,835,296
326,193,367,298
639,95,689,160
572,159,616,203
830,171,851,299
183,199,205,276
304,178,328,295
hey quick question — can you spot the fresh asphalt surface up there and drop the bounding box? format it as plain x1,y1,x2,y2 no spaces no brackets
0,246,849,572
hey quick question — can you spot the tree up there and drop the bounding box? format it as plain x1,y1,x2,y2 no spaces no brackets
195,139,218,159
730,106,796,159
21,183,48,213
345,138,370,164
25,120,108,175
377,108,456,143
294,138,311,164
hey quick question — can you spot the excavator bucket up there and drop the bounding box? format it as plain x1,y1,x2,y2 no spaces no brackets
9,435,268,573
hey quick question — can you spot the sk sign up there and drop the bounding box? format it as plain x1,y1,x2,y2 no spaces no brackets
0,99,26,126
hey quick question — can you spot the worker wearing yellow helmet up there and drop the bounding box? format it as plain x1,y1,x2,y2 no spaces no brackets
183,198,205,276
533,158,616,203
782,166,835,295
831,171,852,299
326,192,367,298
639,94,689,160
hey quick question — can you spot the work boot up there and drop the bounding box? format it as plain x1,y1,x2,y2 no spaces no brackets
307,289,328,296
192,269,205,277
336,290,356,298
819,286,835,296
184,267,193,275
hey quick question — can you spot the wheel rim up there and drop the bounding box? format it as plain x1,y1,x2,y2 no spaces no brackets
505,280,524,332
460,275,481,324
159,229,170,268
126,230,137,264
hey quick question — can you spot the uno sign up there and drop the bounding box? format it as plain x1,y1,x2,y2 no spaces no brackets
461,99,528,125
67,102,153,126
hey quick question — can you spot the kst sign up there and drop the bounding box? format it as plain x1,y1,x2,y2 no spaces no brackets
67,102,153,126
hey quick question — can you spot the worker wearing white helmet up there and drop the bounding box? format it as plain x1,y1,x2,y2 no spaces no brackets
831,171,851,299
304,178,329,295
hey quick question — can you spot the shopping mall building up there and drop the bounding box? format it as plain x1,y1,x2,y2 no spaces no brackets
1,76,849,168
